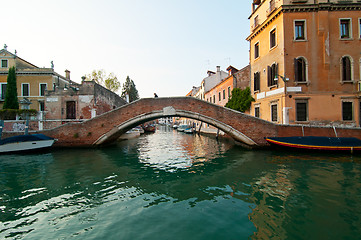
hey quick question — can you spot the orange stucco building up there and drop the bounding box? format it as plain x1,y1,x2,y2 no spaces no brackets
247,0,361,127
205,65,250,107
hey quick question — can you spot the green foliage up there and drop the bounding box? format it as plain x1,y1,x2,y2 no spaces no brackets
225,87,254,113
0,109,37,120
3,66,19,110
85,69,121,92
121,76,139,103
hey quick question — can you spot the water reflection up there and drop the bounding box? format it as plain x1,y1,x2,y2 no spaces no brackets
0,127,361,239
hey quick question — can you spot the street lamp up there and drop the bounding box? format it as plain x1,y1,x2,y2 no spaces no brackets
274,74,289,83
274,74,291,124
275,74,289,94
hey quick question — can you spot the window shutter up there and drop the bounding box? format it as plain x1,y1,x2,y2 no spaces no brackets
275,64,279,86
254,73,257,91
345,57,351,81
301,58,306,81
267,66,271,86
294,58,299,82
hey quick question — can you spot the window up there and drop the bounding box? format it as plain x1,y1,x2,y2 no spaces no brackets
341,56,352,81
267,0,275,15
228,87,231,98
267,63,278,87
1,59,8,68
22,83,29,97
359,18,361,38
39,101,45,111
40,83,47,96
294,57,307,82
342,102,353,121
270,29,276,49
218,92,221,101
340,19,351,39
255,106,260,118
271,104,278,122
213,95,215,103
1,83,6,99
223,89,225,100
253,15,259,29
296,101,308,121
254,42,259,59
294,20,305,40
254,72,260,91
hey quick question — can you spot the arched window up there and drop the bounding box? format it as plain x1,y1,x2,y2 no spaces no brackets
254,72,260,91
341,56,352,81
294,57,307,82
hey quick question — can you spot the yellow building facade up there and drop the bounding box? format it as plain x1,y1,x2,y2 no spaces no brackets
0,46,70,112
248,0,361,127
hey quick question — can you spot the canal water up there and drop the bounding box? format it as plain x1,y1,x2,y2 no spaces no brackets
1,126,361,239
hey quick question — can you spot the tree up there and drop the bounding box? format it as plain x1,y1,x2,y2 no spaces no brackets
85,69,121,92
3,66,19,110
121,76,139,103
225,87,254,113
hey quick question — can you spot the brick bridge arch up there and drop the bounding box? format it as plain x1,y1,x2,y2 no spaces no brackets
41,97,361,148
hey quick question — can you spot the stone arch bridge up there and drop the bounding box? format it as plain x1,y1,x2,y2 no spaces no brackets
37,97,361,148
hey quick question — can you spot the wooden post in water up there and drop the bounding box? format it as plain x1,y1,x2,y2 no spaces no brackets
198,122,203,135
0,120,3,139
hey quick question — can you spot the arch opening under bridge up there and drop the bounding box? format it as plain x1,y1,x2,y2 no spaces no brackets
93,106,258,146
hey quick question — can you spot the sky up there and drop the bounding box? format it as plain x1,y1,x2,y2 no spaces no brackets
3,0,252,98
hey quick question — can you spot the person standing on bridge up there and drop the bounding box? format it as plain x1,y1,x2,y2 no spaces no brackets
154,93,158,98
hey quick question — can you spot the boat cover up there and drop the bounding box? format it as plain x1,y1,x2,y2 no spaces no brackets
0,134,54,146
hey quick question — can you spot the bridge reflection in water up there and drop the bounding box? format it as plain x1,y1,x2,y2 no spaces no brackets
1,126,361,239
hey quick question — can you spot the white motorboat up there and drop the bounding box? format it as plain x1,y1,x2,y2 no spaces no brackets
0,134,56,153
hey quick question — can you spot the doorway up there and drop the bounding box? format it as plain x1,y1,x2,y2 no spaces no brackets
66,101,76,119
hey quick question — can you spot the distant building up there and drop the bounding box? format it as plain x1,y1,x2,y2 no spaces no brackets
44,79,127,128
247,0,361,126
186,65,250,133
0,45,127,131
205,65,250,107
0,46,70,113
198,66,229,101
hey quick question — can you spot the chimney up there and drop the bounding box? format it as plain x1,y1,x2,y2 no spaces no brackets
216,66,221,72
65,69,70,80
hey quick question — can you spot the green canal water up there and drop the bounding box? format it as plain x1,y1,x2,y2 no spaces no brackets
1,126,361,239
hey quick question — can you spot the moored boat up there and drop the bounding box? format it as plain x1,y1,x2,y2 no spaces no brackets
265,136,361,152
184,127,194,134
177,124,189,132
0,134,56,153
142,124,156,133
